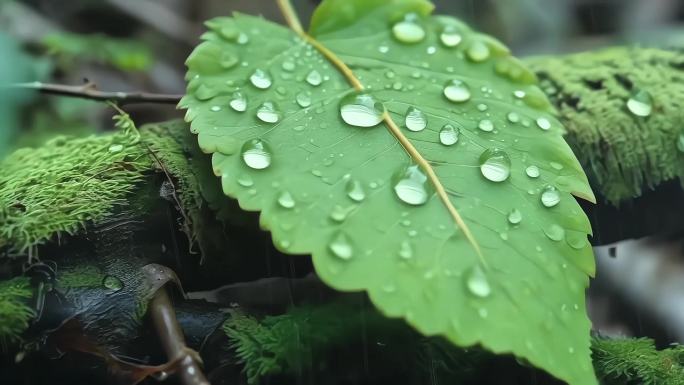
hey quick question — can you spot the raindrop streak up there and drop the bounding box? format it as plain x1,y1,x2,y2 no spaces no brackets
478,119,494,132
392,13,426,44
329,232,353,260
250,69,272,89
345,179,366,202
393,165,430,205
306,70,323,86
277,191,295,209
440,25,462,47
508,209,522,225
541,185,561,207
230,92,247,112
626,89,653,117
536,117,551,131
339,92,385,128
256,102,281,123
444,80,471,102
479,149,511,182
544,224,565,242
405,107,427,132
241,139,272,170
398,240,413,260
102,275,123,292
466,265,491,298
525,165,540,178
439,124,460,146
296,91,312,108
467,40,490,62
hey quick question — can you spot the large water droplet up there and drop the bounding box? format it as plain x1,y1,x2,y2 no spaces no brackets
250,69,272,89
541,185,561,207
479,149,511,182
339,92,385,128
329,232,353,260
398,240,413,260
626,89,653,117
393,165,430,205
444,80,471,103
102,275,123,292
306,70,323,86
525,165,540,178
544,224,565,241
241,139,272,170
440,25,462,47
392,13,426,44
466,265,491,298
405,107,427,132
345,179,366,202
296,91,312,108
478,119,494,132
439,124,460,146
256,101,281,123
230,92,247,112
467,40,490,62
508,209,522,224
277,191,295,209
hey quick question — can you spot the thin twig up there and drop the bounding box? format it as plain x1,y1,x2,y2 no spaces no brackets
149,287,210,385
6,82,182,105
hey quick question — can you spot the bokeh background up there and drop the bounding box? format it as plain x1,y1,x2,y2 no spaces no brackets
1,0,683,347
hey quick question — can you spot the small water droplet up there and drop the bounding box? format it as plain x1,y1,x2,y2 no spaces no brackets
220,52,240,69
250,69,272,89
230,92,247,112
550,162,563,170
330,205,354,222
346,179,366,202
567,233,588,249
507,112,520,123
478,119,494,132
426,46,437,55
195,84,218,101
306,70,323,86
439,124,460,146
256,101,281,123
329,232,353,260
296,91,312,108
405,107,427,132
544,224,565,241
541,185,561,207
392,13,426,44
398,240,413,259
479,149,511,182
626,89,653,117
236,33,249,45
241,139,272,170
210,105,222,112
277,191,295,209
467,40,490,62
466,265,491,298
536,117,551,131
477,103,488,112
102,275,123,292
393,165,431,205
444,80,471,103
378,45,389,53
282,60,296,72
237,174,254,187
507,209,522,224
513,90,526,99
440,25,462,47
339,92,385,128
525,165,540,178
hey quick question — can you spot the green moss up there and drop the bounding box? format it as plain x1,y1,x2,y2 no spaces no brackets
58,265,105,288
0,277,35,344
527,47,684,204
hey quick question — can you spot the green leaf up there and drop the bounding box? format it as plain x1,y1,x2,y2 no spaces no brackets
180,1,597,384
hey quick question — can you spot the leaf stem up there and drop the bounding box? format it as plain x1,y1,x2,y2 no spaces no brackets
276,0,305,35
6,82,182,105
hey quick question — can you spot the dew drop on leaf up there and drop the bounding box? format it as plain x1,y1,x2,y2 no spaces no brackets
241,139,272,170
195,84,218,101
339,92,385,128
256,101,281,123
398,240,413,260
544,224,565,241
392,13,426,44
345,179,366,202
466,40,490,62
439,124,460,146
525,165,540,178
478,119,494,132
443,80,471,103
541,185,561,207
277,191,296,209
220,52,240,69
405,107,427,132
508,209,522,224
306,70,323,86
479,148,511,182
237,174,254,187
393,165,430,205
507,112,520,124
210,105,221,112
329,232,353,260
230,92,247,112
102,275,123,292
536,117,551,131
626,89,653,117
281,60,296,72
567,233,588,250
466,265,491,298
296,91,312,108
249,68,272,89
440,25,462,47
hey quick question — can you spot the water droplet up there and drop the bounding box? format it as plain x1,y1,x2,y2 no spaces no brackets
541,185,561,207
507,112,520,123
339,92,385,128
440,25,462,47
507,209,522,224
405,107,427,132
478,119,494,132
439,124,460,146
102,275,123,292
210,105,222,112
398,240,413,260
237,174,254,187
467,40,490,62
378,45,389,53
108,144,123,153
277,191,295,209
241,139,272,170
220,52,240,69
466,265,491,298
345,179,366,202
443,80,471,103
525,165,540,178
544,224,565,241
550,162,563,170
195,84,218,101
626,89,653,117
230,92,247,112
477,103,488,112
256,101,281,123
330,205,354,222
393,165,431,205
237,33,249,45
329,232,353,260
250,69,272,89
479,148,511,182
392,13,426,44
567,233,588,249
295,91,312,108
306,70,323,86
536,117,551,131
426,46,437,55
282,60,296,72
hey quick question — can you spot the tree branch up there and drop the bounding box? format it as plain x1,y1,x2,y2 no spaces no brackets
6,82,182,105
